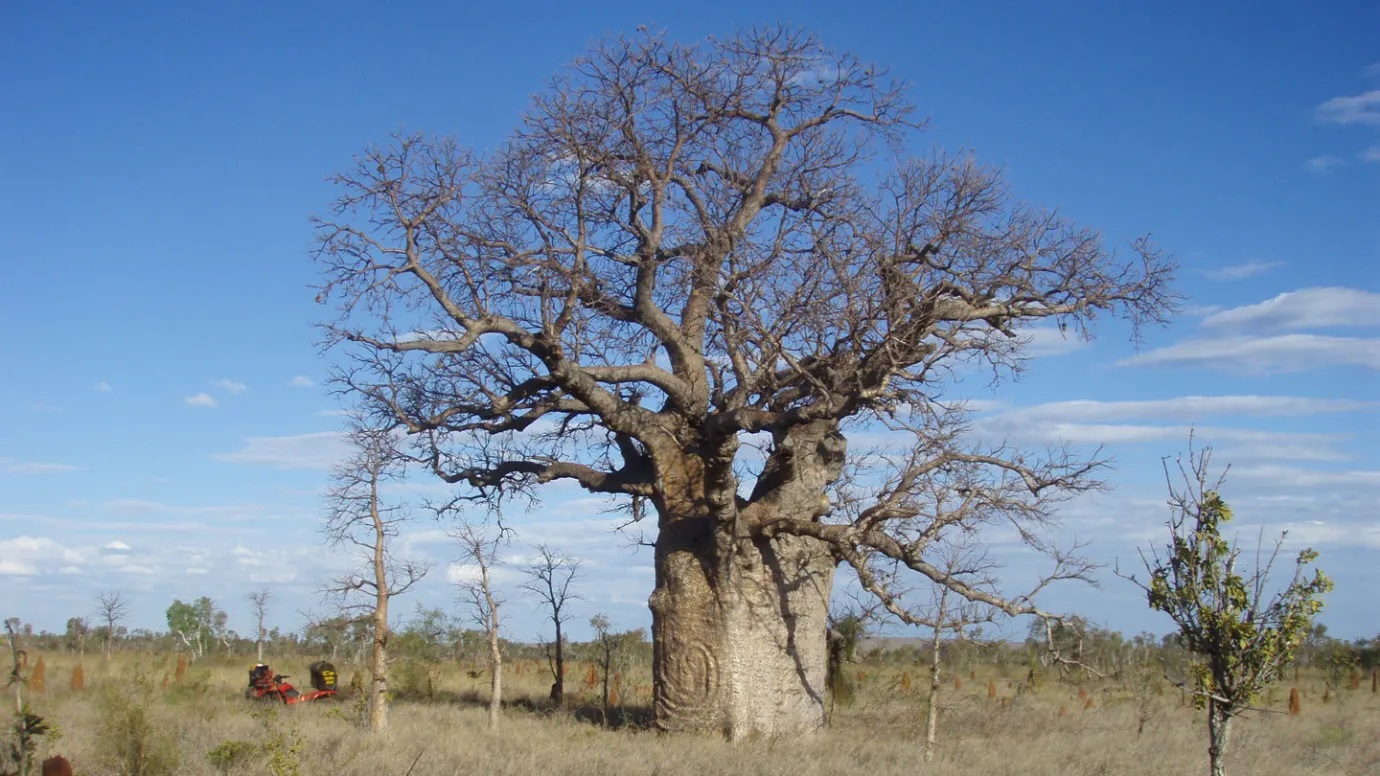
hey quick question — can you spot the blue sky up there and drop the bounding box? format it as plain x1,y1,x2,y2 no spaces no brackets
2,1,1376,643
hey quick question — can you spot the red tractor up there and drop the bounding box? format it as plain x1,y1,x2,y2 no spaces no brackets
245,661,338,704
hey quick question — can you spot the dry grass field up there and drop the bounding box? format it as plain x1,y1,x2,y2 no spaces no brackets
13,651,1378,776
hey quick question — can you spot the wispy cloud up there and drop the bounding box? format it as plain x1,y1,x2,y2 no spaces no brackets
975,414,1351,462
1202,287,1380,331
1,458,80,475
982,395,1375,424
1205,260,1284,281
95,380,113,393
1230,463,1380,489
1304,155,1346,174
1120,333,1380,373
213,379,248,394
1018,325,1087,357
1360,146,1380,164
288,375,315,388
1315,90,1380,126
1127,288,1380,372
215,431,349,470
184,392,217,408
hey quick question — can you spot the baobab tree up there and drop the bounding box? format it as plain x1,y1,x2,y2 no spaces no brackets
313,27,1175,737
323,425,429,731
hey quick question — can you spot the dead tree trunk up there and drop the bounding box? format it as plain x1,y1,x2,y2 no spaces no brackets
368,502,390,732
924,588,948,762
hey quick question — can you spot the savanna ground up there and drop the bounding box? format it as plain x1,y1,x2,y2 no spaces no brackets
15,651,1378,776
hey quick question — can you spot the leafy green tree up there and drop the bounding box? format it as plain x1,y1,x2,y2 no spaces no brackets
1124,448,1332,776
62,617,88,655
165,597,221,659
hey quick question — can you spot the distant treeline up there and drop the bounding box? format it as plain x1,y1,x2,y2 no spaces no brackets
10,610,1375,678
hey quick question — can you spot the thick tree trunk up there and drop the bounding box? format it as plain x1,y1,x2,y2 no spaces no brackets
649,431,839,739
651,497,833,734
650,531,833,738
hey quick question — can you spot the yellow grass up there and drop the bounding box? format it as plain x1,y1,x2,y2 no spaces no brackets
15,652,1380,776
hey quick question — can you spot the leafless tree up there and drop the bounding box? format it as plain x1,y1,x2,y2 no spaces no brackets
519,545,582,705
248,589,271,663
323,424,429,732
313,27,1176,737
95,591,129,660
590,613,646,727
453,521,506,730
874,537,1011,763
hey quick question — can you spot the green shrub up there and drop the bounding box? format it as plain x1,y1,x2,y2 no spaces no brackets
94,681,180,776
207,740,259,773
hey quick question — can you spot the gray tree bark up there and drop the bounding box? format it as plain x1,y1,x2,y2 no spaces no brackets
1207,701,1232,776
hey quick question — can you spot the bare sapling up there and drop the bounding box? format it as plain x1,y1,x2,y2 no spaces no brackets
323,423,429,732
248,589,271,664
95,591,129,661
453,520,507,730
519,545,582,706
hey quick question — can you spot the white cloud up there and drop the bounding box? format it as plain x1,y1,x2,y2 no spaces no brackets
0,560,36,576
184,392,217,408
1265,521,1380,551
960,399,1008,413
213,379,248,394
1304,155,1346,173
288,375,315,388
1229,464,1380,489
0,536,87,568
1315,90,1380,126
103,540,132,551
215,431,349,470
984,395,1375,424
1205,260,1284,281
1181,304,1223,317
1120,334,1380,373
95,381,113,393
1360,146,1380,164
1017,325,1087,357
975,418,1348,461
1,459,79,475
1203,288,1380,331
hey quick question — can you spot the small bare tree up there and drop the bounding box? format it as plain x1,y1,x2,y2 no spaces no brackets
915,543,1004,764
95,591,129,660
1122,446,1332,776
248,589,271,663
454,521,506,730
590,613,646,727
324,425,429,732
520,545,582,705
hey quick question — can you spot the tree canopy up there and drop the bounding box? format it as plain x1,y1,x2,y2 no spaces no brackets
313,26,1177,735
